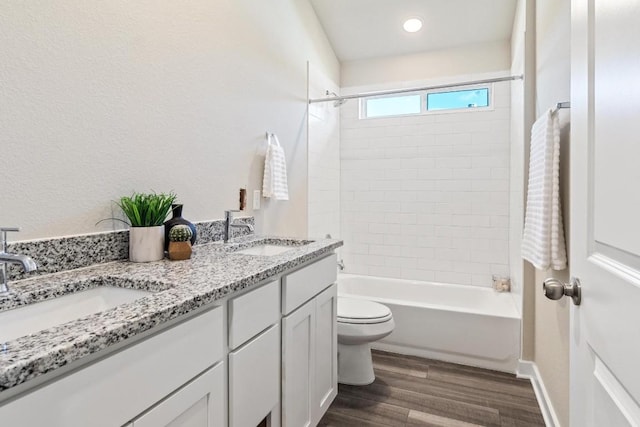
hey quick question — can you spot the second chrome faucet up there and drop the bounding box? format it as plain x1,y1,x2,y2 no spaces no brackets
224,211,255,243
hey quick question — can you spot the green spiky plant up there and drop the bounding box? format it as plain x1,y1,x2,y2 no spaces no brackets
117,192,177,227
169,225,193,242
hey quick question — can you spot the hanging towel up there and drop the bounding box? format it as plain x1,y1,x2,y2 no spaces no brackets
521,109,567,270
262,133,289,201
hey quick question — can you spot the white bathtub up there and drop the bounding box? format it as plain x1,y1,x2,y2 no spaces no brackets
338,274,521,373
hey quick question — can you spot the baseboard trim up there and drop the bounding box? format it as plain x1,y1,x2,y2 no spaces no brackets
516,360,561,427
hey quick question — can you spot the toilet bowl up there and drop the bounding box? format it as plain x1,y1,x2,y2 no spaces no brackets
337,297,395,386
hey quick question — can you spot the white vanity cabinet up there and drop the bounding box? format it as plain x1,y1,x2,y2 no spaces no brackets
0,251,339,427
281,255,338,427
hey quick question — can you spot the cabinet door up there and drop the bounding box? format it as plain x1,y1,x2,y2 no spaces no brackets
282,299,315,427
229,324,281,427
313,283,337,423
133,362,225,427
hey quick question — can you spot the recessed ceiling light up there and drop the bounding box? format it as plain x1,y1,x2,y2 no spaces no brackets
403,17,423,33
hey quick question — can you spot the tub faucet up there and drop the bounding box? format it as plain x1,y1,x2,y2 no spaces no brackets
337,259,345,271
224,210,255,243
0,227,38,294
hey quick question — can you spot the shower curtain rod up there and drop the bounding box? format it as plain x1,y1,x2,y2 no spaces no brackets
308,75,524,104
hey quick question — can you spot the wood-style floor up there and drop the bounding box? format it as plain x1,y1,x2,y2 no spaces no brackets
319,350,545,427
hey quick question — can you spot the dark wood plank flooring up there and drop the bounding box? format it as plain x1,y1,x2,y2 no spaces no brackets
319,351,545,427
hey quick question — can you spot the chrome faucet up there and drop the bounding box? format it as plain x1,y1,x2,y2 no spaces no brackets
337,259,345,271
0,227,38,294
224,210,255,243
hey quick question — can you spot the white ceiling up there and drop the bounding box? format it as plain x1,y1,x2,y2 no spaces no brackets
309,0,518,62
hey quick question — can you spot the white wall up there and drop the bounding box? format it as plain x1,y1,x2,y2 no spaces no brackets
510,0,570,424
341,41,511,88
510,0,538,369
307,63,341,240
509,0,532,320
533,0,571,424
339,74,511,286
0,0,339,241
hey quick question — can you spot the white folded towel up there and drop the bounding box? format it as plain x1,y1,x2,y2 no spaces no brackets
262,133,289,201
522,109,567,270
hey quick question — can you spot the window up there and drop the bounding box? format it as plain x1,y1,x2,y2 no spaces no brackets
427,88,489,111
364,94,421,118
360,85,491,119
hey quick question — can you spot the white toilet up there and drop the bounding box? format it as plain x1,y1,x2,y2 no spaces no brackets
337,297,395,385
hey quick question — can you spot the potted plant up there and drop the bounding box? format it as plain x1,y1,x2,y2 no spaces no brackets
168,224,193,261
117,192,176,262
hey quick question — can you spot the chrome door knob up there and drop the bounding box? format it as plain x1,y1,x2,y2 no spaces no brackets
543,277,582,306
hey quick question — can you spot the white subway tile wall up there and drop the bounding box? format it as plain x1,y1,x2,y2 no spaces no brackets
340,82,511,287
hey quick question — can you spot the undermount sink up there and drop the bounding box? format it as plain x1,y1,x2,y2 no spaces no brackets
0,286,152,343
236,244,296,256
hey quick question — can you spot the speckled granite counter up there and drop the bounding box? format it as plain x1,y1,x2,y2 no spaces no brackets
0,235,342,392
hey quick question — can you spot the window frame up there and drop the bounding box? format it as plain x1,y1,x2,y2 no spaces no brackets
359,83,494,120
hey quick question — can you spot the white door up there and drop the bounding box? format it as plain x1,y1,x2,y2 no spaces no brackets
571,0,640,425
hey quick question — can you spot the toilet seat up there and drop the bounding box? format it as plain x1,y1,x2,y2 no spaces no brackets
337,297,393,324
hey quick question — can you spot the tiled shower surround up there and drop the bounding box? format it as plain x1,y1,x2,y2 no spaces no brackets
340,82,511,287
6,217,254,280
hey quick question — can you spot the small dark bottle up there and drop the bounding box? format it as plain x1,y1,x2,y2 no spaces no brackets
164,204,197,251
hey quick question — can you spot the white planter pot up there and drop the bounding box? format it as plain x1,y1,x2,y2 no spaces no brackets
129,226,165,262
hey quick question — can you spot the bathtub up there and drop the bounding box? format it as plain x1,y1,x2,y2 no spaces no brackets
338,274,521,373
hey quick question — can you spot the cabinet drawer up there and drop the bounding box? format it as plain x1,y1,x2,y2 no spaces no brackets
229,324,280,427
228,279,280,349
282,254,337,315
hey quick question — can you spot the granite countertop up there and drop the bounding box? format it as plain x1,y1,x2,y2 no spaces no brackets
0,235,342,392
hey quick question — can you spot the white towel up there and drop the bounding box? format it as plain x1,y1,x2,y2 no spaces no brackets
262,133,289,201
522,109,567,270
